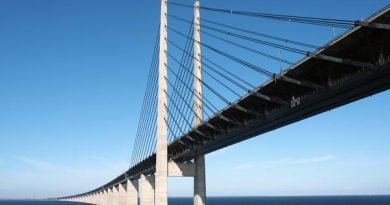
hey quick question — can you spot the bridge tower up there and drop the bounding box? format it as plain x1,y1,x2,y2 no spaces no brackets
155,1,206,205
193,1,206,205
156,0,168,205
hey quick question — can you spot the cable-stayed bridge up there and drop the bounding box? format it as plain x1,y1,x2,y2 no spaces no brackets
58,1,390,205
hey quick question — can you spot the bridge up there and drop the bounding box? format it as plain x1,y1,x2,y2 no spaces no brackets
57,1,390,205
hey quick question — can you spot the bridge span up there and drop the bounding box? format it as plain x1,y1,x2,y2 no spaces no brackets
58,1,390,205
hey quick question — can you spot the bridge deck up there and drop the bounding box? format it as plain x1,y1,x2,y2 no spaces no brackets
167,4,390,161
66,5,390,197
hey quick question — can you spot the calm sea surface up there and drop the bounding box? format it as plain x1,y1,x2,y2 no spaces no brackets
1,196,390,205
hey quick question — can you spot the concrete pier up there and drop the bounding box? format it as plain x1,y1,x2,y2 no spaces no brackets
140,174,155,205
116,183,127,205
126,179,139,205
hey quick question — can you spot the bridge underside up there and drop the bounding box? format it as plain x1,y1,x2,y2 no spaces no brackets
168,6,390,161
60,5,390,199
136,5,390,174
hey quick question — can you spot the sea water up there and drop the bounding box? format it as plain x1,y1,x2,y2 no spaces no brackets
1,196,390,205
170,196,390,205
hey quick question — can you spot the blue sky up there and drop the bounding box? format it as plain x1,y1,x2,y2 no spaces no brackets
1,0,390,199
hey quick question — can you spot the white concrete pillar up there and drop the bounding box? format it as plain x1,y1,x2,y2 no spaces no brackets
100,192,104,205
89,194,93,204
140,174,155,205
98,191,104,205
104,190,108,205
113,185,120,205
94,192,99,205
156,0,168,205
193,0,203,125
109,187,115,205
90,193,95,205
104,189,110,205
116,183,126,205
193,1,206,205
126,179,139,205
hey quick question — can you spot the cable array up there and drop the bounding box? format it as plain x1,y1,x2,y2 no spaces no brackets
165,21,196,143
129,29,159,167
169,2,357,28
60,3,389,199
128,1,361,168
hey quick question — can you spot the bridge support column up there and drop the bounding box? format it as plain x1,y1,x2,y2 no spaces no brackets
101,191,106,205
87,195,90,204
140,174,155,205
193,1,206,205
108,187,116,205
126,179,139,205
116,183,127,205
92,194,95,204
156,0,168,205
88,194,93,204
194,155,206,205
113,185,120,205
96,192,100,205
90,193,95,205
95,192,100,205
100,191,105,205
104,189,110,205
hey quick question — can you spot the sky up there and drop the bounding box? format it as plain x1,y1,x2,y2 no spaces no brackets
0,0,390,199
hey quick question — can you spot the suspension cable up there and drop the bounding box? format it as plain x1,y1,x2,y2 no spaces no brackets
169,2,355,28
169,14,320,49
169,26,275,77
